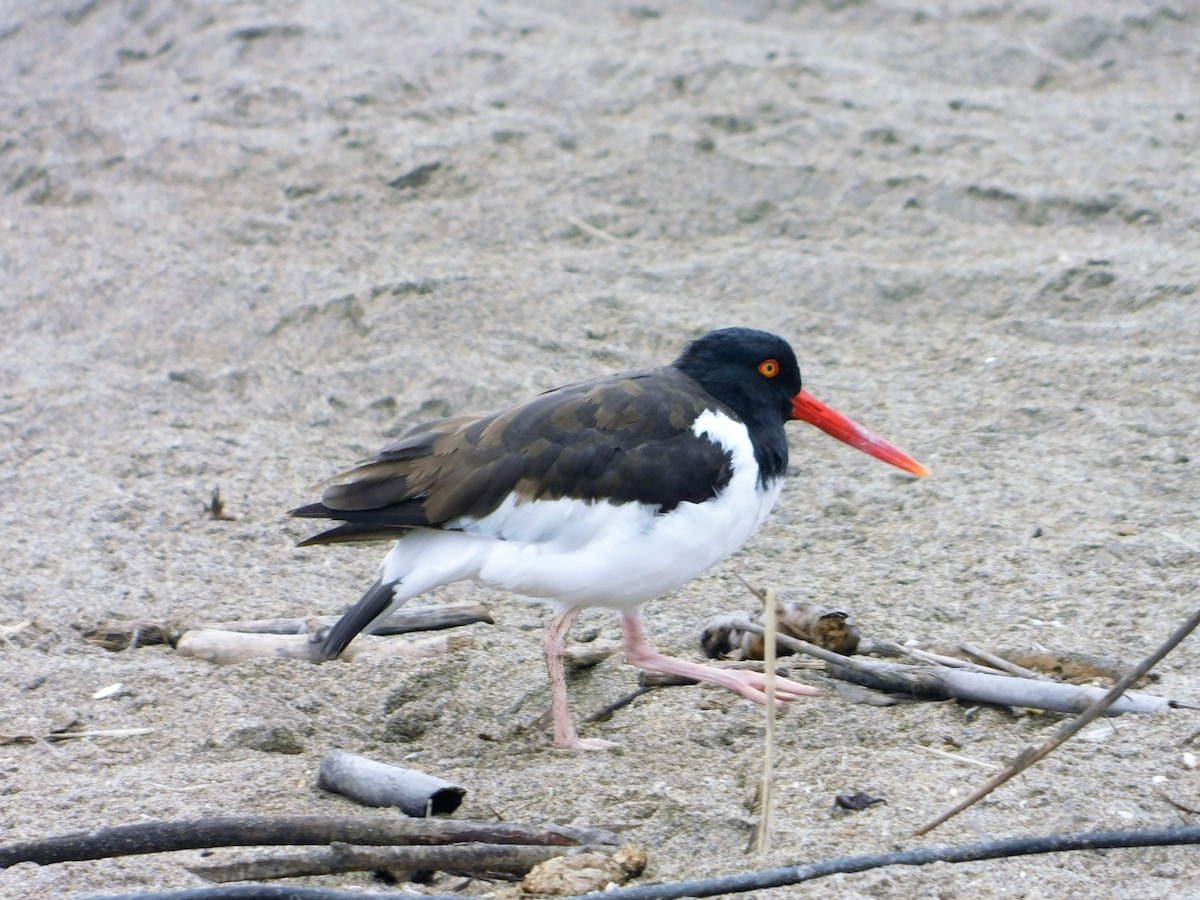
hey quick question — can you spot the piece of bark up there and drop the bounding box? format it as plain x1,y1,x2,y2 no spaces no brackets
522,845,646,896
174,630,462,665
0,815,621,868
318,750,465,816
187,841,600,883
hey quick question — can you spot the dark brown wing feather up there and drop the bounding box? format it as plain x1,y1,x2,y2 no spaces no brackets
290,366,735,546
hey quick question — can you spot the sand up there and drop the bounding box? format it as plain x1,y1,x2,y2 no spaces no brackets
2,1,1198,897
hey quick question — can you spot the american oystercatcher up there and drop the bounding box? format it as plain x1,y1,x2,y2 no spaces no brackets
292,328,928,750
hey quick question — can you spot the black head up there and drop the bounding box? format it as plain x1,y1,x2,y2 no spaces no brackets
673,327,802,428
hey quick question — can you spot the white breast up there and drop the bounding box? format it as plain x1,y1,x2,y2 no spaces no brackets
476,409,780,608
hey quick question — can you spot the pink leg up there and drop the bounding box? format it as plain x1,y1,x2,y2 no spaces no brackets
620,608,821,705
543,608,618,751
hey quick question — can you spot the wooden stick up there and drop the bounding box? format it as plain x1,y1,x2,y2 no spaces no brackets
959,642,1052,681
187,841,602,883
568,828,1200,899
732,620,1173,716
203,603,494,636
174,630,461,665
46,728,156,742
0,815,621,868
911,603,1200,837
912,744,1000,771
85,604,493,652
318,750,465,816
863,639,1009,675
752,590,778,853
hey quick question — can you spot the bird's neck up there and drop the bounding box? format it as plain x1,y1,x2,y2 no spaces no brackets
744,415,789,487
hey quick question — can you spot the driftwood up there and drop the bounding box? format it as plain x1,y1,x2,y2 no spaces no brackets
912,604,1200,836
0,815,621,869
206,603,494,636
732,620,1175,716
175,630,468,665
318,750,465,816
569,827,1200,900
84,602,492,652
187,841,607,883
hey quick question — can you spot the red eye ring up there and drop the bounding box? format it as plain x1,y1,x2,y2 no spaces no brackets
758,358,780,378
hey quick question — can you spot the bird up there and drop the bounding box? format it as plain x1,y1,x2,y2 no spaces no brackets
290,327,928,750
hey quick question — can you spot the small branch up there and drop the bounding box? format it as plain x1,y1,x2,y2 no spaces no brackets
751,590,778,853
0,815,621,868
86,604,493,652
959,642,1052,681
584,687,655,723
188,841,602,883
558,828,1200,900
911,744,1000,771
912,603,1200,837
47,727,156,742
732,620,1175,716
567,215,622,243
866,639,1008,675
175,630,464,665
205,603,494,636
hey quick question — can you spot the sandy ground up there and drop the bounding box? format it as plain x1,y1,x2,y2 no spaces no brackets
2,1,1199,897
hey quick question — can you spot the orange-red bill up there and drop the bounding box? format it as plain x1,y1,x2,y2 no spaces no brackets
791,390,930,478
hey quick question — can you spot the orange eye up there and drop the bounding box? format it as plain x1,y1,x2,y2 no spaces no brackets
758,358,780,378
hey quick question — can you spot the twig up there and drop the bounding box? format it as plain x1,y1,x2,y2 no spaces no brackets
187,841,603,883
868,639,1008,676
959,642,1052,681
911,744,1000,771
567,215,622,243
732,620,1174,716
751,590,777,853
79,885,450,899
584,687,655,723
46,728,156,742
204,603,494,636
0,619,31,647
0,815,621,868
911,603,1200,837
556,828,1200,900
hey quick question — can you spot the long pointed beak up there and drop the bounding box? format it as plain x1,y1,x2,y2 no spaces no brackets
791,390,930,478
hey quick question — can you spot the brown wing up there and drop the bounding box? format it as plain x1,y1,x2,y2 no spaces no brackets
289,366,735,546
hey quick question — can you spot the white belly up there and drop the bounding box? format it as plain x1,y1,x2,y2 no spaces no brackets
378,409,780,611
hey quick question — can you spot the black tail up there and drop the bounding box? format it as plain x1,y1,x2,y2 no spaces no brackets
320,578,398,660
289,501,429,547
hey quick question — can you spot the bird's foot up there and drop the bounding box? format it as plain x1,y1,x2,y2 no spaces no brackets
554,735,621,751
625,644,820,706
719,666,821,706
